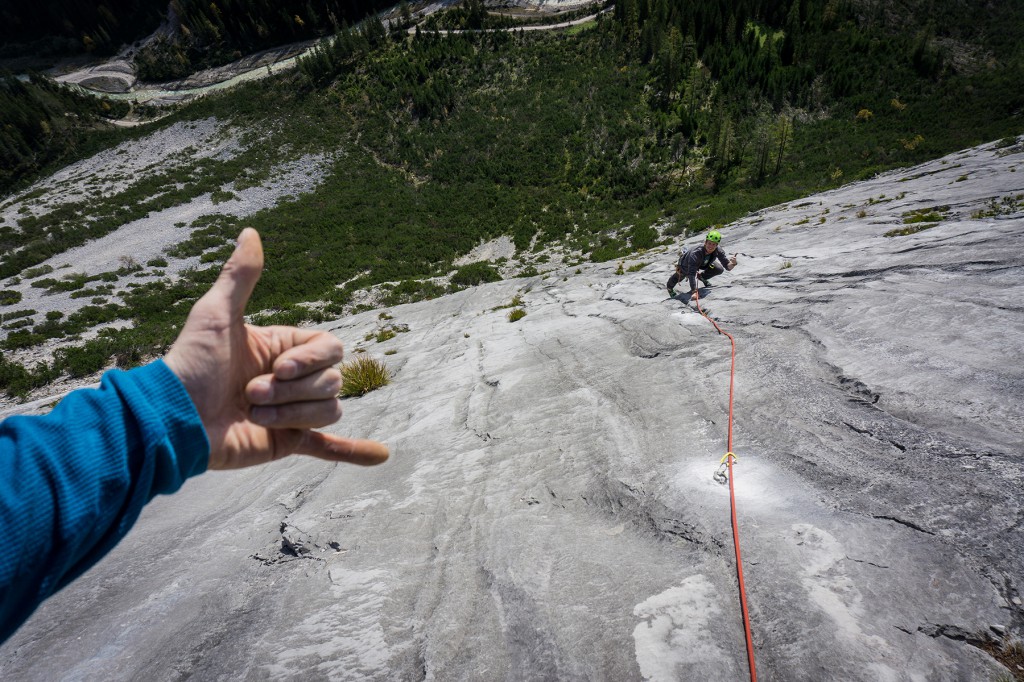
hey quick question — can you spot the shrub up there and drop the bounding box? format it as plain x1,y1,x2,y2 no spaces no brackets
23,265,53,279
55,342,112,378
114,344,145,369
340,356,391,397
519,265,539,277
211,189,236,204
0,355,55,398
590,239,627,262
628,223,658,250
1,309,34,322
147,257,169,268
451,261,502,287
0,290,21,305
507,308,526,322
32,272,90,293
2,330,46,350
383,279,446,306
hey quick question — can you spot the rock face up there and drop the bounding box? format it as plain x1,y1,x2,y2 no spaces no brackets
1,138,1023,680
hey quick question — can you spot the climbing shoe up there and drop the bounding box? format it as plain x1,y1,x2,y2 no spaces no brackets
698,272,710,287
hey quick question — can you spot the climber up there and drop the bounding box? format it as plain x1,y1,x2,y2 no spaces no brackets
667,230,737,300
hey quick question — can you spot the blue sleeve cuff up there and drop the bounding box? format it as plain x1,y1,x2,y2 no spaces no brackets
105,359,210,498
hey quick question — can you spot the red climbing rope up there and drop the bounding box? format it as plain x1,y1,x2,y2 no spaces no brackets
694,291,758,682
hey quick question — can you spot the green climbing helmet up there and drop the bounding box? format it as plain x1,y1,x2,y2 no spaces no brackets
707,230,722,243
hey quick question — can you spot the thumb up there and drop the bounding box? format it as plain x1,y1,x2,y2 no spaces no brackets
204,228,264,319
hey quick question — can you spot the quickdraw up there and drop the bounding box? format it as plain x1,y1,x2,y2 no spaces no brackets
713,451,737,485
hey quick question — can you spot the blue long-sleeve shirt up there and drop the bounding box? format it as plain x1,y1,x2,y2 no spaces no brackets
0,359,209,642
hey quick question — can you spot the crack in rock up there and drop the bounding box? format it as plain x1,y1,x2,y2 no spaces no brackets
842,421,907,452
844,555,890,569
917,623,992,645
872,515,935,535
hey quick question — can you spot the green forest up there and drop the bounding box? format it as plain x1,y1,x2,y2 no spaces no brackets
0,75,130,192
1,0,1022,397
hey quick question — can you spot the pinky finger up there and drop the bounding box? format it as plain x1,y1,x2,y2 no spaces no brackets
297,431,390,466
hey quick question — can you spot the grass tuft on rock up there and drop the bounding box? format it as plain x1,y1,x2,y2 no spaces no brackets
340,356,390,397
977,638,1024,681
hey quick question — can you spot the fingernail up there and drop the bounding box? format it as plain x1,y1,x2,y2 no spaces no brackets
250,379,272,402
251,406,277,425
277,360,298,380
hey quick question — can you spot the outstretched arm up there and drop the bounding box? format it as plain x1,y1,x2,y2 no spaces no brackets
0,228,387,642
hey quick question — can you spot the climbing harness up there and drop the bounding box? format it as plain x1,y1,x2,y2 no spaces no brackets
693,291,758,682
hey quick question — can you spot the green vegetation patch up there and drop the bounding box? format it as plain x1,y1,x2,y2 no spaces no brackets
889,205,949,235
0,309,35,322
451,261,502,287
972,194,1024,218
366,322,408,344
3,318,32,330
382,280,448,307
22,265,54,279
885,223,939,237
492,294,525,312
902,206,950,224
